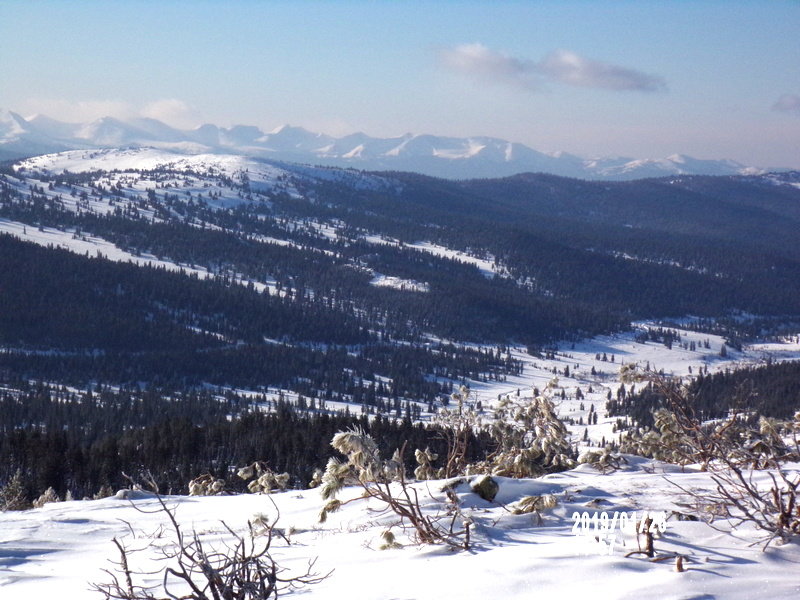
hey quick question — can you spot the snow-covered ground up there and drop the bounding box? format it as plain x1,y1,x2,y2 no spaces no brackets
1,316,799,598
4,148,800,597
13,146,392,198
16,147,291,190
444,322,800,449
370,272,430,292
362,235,506,280
2,458,798,599
0,218,280,297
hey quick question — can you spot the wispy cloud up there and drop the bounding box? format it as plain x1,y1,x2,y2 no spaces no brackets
772,94,800,116
140,99,201,129
24,99,136,123
437,43,666,93
437,43,543,91
538,49,666,92
23,98,201,128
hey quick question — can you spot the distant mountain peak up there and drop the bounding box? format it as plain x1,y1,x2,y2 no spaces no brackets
0,109,30,138
0,108,772,180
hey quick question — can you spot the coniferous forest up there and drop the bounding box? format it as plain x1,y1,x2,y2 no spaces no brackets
0,381,494,499
608,360,800,428
1,154,799,500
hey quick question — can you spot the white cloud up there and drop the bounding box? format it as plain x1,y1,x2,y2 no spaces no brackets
140,99,201,129
438,44,666,93
437,43,543,91
23,98,136,123
772,94,800,116
538,49,666,92
298,116,359,138
22,98,202,128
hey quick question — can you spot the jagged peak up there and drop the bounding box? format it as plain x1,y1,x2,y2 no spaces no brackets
0,110,775,180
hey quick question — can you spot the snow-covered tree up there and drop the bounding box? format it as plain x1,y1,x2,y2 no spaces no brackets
476,392,576,478
0,469,30,511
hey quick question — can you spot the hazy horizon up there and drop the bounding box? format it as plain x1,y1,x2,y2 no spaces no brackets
1,0,798,168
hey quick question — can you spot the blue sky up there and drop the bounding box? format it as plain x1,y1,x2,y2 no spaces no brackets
1,0,798,167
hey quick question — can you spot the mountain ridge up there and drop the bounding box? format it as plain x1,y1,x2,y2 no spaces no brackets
0,108,769,180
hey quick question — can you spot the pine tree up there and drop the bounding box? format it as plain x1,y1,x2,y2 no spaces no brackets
0,469,30,511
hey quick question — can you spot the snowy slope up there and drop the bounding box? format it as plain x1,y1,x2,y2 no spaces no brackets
16,147,290,187
424,321,800,449
1,148,524,308
1,459,798,599
14,146,393,193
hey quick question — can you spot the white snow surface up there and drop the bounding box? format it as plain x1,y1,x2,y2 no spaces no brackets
362,235,504,280
2,460,799,599
3,322,800,598
15,147,290,186
1,305,800,598
14,146,396,194
370,273,430,292
0,218,278,296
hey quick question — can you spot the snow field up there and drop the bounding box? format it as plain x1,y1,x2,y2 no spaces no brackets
453,323,800,451
2,458,799,599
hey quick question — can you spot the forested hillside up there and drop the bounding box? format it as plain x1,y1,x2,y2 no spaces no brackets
608,360,800,428
2,151,799,394
1,150,799,503
0,381,494,498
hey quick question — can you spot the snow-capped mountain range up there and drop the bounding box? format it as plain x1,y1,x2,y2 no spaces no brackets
0,108,767,180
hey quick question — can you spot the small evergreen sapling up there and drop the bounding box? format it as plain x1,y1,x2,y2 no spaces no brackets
579,446,627,473
433,385,481,478
414,447,438,480
481,392,576,478
0,469,30,511
512,494,559,524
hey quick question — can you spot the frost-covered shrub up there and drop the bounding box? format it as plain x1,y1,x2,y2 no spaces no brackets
92,495,329,599
433,385,482,478
320,427,399,501
618,369,800,548
308,468,324,489
414,447,438,480
512,494,558,515
319,427,470,549
579,446,627,473
188,473,226,496
0,469,30,511
482,393,576,478
744,416,799,467
32,486,61,508
237,461,291,494
620,408,698,464
93,484,115,500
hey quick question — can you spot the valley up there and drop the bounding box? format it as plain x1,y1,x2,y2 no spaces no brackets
1,147,799,599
